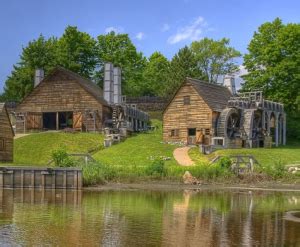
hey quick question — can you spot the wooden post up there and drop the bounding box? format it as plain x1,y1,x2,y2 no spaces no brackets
0,172,3,187
31,170,35,188
63,170,67,188
275,113,279,147
283,113,286,145
56,112,59,130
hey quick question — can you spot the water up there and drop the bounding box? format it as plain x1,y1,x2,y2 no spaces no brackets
0,188,300,246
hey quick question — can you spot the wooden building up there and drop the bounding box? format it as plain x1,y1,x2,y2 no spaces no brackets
163,78,232,145
15,67,111,133
0,103,14,162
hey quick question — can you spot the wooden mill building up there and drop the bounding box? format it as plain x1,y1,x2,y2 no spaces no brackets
0,103,14,162
163,77,286,148
15,66,148,133
15,67,111,133
163,78,232,145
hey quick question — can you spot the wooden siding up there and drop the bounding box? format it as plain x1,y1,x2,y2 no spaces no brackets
163,83,213,144
16,70,108,131
0,105,14,162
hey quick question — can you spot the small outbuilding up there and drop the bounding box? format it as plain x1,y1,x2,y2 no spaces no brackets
0,103,14,162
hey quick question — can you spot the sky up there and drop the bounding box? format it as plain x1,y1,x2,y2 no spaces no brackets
0,0,299,92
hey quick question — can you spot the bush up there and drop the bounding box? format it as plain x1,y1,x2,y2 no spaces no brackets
261,160,287,179
79,162,117,186
145,159,167,177
51,148,74,167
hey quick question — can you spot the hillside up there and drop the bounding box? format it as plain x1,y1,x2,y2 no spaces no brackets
14,132,103,165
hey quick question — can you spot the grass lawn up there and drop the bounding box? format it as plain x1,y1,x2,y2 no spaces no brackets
14,132,104,165
189,144,300,167
92,120,182,180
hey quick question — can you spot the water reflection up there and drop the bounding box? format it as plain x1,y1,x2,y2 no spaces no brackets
0,188,299,246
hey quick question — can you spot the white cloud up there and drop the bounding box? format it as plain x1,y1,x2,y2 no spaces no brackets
135,32,145,40
167,16,207,44
104,26,124,34
161,23,170,32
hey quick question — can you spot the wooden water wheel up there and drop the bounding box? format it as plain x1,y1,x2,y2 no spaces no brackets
217,108,241,139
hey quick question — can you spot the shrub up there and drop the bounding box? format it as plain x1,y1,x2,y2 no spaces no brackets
79,162,117,186
51,148,74,167
262,160,287,179
145,159,167,177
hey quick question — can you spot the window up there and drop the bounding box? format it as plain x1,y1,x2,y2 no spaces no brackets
171,129,179,137
188,128,196,136
0,138,5,151
205,129,210,135
183,96,190,105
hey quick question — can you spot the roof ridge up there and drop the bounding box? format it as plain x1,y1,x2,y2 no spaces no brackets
186,77,226,88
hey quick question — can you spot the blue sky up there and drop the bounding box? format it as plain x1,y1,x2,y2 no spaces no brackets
0,0,299,92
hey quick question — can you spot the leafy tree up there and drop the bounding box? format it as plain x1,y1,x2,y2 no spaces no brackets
166,46,203,95
56,26,97,78
191,38,241,83
96,31,147,96
242,18,300,112
3,35,58,101
142,52,169,96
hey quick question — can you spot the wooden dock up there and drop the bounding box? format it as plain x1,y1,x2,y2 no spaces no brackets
0,167,82,189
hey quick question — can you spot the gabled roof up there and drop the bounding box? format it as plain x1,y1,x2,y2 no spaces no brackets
187,78,232,112
0,103,15,136
46,67,109,106
19,67,109,107
163,78,232,113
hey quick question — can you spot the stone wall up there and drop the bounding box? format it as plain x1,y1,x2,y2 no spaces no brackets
126,96,167,112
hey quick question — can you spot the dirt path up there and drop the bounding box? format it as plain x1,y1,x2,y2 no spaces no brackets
173,147,195,166
14,134,30,139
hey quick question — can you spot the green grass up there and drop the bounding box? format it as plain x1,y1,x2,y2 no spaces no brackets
91,120,183,182
14,132,104,165
189,145,300,167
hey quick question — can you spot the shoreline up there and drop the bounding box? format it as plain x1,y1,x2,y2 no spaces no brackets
84,181,300,192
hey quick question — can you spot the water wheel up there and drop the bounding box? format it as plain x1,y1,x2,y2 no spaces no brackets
242,109,263,139
217,108,241,139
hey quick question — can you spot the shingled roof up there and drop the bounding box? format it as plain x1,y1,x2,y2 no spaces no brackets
187,78,232,112
164,78,232,113
49,67,108,106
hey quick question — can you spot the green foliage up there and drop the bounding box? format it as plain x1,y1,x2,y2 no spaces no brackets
95,31,147,96
56,26,97,78
51,148,74,167
242,18,300,112
166,46,204,95
216,156,232,169
260,160,287,179
142,52,170,96
80,162,117,185
191,38,241,83
145,159,167,177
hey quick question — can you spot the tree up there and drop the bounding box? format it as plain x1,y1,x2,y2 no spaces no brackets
3,35,58,101
142,52,170,96
191,38,241,83
166,46,203,96
56,26,97,78
96,31,147,96
242,18,300,112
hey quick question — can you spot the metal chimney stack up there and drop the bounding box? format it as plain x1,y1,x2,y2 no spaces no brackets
223,75,236,95
34,69,44,87
104,63,114,104
113,67,122,104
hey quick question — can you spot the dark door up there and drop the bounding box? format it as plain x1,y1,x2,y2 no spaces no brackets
187,128,196,145
43,112,56,130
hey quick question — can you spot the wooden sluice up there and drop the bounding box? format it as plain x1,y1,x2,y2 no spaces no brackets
0,167,82,190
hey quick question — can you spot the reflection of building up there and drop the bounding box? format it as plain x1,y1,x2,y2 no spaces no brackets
163,78,286,147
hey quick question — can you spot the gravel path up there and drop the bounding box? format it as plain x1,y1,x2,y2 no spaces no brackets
173,147,195,166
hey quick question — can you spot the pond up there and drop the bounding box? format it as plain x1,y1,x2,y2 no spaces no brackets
0,188,300,246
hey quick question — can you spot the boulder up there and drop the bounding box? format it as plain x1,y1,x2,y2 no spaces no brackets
183,171,201,185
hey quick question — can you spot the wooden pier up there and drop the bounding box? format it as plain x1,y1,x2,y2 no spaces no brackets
0,167,82,189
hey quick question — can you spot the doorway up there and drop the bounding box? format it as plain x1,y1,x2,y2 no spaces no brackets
43,112,56,130
187,128,196,145
59,112,73,129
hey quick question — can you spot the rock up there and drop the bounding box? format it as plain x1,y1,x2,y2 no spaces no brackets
182,171,201,185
